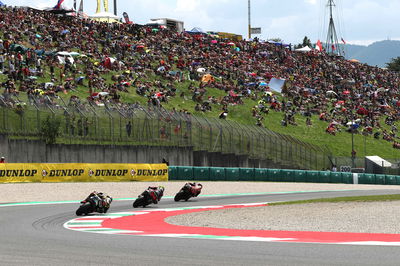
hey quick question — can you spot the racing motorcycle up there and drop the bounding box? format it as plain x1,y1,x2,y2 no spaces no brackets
174,183,203,202
133,186,165,208
76,192,112,216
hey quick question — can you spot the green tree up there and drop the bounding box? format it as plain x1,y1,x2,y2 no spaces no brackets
386,57,400,72
302,36,312,47
14,103,25,117
40,115,61,144
294,36,312,49
294,36,313,49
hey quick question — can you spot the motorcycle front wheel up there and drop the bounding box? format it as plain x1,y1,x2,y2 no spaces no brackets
76,203,92,216
174,191,186,202
133,197,147,208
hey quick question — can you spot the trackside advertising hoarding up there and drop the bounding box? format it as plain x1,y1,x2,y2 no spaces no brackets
0,164,168,183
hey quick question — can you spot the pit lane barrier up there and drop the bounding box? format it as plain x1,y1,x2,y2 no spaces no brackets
169,166,400,185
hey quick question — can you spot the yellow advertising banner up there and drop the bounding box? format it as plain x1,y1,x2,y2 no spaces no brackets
0,163,168,183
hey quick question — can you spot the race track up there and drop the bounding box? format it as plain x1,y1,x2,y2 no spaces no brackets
2,189,400,266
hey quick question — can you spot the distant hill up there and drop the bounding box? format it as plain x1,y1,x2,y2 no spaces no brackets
343,40,400,68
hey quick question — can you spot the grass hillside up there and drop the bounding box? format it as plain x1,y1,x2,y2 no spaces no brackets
1,66,397,159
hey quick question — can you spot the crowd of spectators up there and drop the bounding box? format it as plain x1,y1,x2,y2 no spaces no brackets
0,6,399,149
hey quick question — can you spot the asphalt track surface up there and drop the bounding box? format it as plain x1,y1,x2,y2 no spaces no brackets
2,189,400,266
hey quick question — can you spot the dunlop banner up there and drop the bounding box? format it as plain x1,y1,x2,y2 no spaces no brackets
0,163,168,183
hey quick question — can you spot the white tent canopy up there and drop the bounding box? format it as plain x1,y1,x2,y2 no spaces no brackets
365,156,392,168
90,12,120,22
295,46,312,52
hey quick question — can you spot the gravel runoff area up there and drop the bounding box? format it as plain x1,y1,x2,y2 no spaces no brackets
2,182,400,234
166,201,400,234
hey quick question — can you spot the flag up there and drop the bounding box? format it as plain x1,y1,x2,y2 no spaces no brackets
268,78,286,93
54,0,65,9
78,0,83,14
96,0,100,13
316,40,323,51
341,38,346,44
123,12,130,24
103,0,108,12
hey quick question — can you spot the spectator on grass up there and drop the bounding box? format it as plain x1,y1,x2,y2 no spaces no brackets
126,121,132,137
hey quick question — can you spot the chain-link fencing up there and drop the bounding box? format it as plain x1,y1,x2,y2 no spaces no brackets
0,95,332,170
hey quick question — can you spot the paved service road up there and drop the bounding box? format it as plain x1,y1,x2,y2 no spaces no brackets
1,189,400,266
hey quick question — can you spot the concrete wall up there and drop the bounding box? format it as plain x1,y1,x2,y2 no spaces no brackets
0,134,9,160
0,134,284,168
1,136,193,165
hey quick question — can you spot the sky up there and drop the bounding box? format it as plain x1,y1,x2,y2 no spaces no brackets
4,0,400,46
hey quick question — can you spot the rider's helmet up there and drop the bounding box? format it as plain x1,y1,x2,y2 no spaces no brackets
158,186,165,192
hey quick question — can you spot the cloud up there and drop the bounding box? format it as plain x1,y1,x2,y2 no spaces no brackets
8,0,75,9
175,0,199,12
305,0,317,4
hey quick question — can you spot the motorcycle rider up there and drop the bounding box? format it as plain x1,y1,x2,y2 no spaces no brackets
147,186,164,204
82,191,113,213
186,182,202,197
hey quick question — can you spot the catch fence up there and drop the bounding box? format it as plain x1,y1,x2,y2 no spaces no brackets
0,95,331,170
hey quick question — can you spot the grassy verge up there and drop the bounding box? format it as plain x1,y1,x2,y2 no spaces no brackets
269,194,400,206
